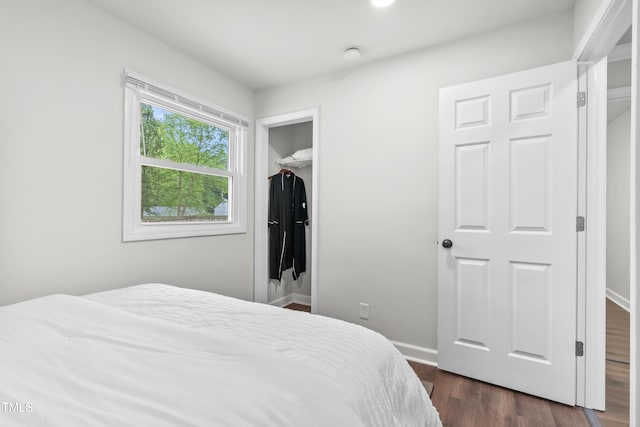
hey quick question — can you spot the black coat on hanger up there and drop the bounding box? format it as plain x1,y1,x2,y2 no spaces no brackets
268,171,308,281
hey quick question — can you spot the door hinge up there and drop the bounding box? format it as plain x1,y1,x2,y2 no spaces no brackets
576,216,585,232
577,91,586,108
576,341,584,357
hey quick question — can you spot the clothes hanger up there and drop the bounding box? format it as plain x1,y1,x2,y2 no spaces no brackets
268,168,294,179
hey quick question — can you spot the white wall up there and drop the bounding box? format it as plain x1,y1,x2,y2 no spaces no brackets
573,0,610,51
607,108,632,306
609,58,632,88
255,11,574,354
0,0,576,358
292,122,313,302
267,122,313,304
607,57,631,308
0,0,254,304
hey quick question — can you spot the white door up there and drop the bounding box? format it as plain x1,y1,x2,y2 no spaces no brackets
437,61,578,405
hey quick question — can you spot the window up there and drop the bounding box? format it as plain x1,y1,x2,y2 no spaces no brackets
123,70,248,241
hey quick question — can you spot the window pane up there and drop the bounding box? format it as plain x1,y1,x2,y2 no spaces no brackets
141,166,230,223
140,103,229,170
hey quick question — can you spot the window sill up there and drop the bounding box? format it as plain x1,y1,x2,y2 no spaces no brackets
123,222,247,242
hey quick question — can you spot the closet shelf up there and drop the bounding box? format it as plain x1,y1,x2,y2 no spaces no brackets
276,147,312,168
276,158,311,168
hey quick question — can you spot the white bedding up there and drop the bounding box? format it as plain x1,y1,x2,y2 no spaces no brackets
0,284,441,426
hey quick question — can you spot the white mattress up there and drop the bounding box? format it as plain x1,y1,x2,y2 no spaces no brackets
0,284,442,426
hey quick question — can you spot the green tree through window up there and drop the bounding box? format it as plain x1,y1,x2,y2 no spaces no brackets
140,103,230,222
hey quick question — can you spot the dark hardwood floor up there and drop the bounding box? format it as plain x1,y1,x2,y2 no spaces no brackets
595,299,630,427
408,361,589,427
283,302,311,312
408,299,630,427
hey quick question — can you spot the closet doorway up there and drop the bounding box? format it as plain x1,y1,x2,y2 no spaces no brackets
254,109,319,313
602,28,631,424
575,0,634,416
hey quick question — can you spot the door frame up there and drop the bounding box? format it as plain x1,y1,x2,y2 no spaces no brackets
573,0,633,412
254,108,320,313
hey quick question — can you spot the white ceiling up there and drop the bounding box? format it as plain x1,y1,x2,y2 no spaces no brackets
84,0,576,90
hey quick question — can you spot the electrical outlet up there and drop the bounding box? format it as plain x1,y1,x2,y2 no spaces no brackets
359,303,370,320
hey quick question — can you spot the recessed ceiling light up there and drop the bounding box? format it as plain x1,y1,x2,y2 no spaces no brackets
371,0,395,8
344,47,361,61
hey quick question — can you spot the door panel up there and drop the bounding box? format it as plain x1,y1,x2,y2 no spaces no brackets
510,136,550,232
510,261,551,362
438,61,577,405
455,143,490,231
455,257,491,350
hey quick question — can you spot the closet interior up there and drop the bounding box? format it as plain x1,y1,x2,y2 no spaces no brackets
601,28,631,426
267,121,313,309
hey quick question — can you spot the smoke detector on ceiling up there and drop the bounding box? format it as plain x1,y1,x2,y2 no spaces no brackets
344,47,361,61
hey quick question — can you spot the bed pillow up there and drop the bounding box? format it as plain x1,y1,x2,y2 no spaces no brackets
291,148,312,161
277,148,312,168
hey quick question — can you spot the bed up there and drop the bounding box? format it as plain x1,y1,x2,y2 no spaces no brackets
0,283,442,426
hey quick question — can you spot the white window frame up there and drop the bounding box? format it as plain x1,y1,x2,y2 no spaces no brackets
122,70,248,241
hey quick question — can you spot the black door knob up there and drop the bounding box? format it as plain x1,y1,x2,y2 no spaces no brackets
442,239,453,249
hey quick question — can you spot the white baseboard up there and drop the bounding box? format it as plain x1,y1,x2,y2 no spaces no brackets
391,340,438,367
606,288,630,312
269,294,293,307
269,293,311,308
